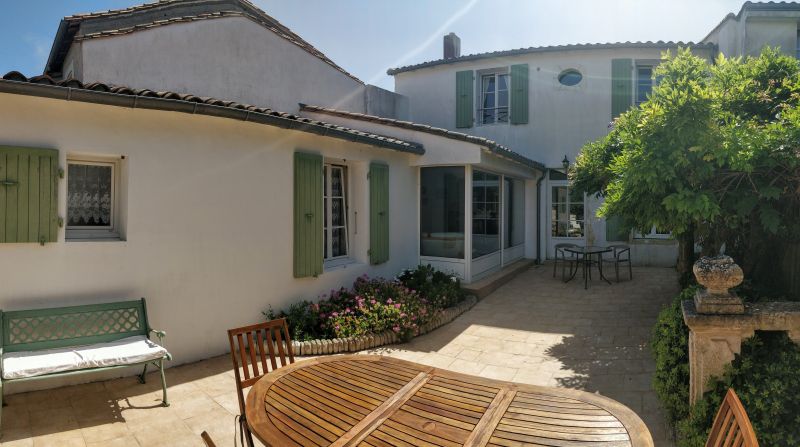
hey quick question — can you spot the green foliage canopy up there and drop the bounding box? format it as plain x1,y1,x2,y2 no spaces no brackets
572,48,800,265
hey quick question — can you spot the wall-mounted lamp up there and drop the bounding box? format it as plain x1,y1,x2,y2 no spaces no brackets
562,155,570,171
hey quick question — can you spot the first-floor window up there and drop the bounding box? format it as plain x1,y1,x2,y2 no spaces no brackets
420,166,465,259
635,226,671,239
551,185,584,238
636,65,653,105
67,157,120,239
479,72,509,124
324,164,348,260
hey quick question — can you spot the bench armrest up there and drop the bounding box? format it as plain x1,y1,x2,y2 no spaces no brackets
149,329,167,343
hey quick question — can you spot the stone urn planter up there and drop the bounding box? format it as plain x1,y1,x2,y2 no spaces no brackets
693,255,745,314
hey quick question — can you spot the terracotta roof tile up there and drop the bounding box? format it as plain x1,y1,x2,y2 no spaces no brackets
300,104,543,170
387,41,716,75
0,71,422,155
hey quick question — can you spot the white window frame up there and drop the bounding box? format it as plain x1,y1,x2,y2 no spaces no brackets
477,69,510,125
635,64,654,106
796,28,800,60
323,163,349,262
550,180,585,239
66,156,122,240
634,226,672,240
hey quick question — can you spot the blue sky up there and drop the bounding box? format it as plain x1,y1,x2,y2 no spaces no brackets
1,0,748,89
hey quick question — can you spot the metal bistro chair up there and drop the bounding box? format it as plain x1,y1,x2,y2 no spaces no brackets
228,318,295,447
606,244,632,282
553,242,582,281
705,388,759,447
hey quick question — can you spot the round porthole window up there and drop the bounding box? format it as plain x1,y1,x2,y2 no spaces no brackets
558,69,582,86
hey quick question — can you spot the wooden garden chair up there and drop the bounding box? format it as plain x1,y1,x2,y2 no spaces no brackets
706,388,759,447
200,431,217,447
228,318,295,447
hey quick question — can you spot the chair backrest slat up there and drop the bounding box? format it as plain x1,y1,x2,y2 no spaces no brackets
256,329,269,374
705,389,759,447
265,327,278,370
236,333,250,381
227,318,295,415
246,331,259,378
275,326,287,367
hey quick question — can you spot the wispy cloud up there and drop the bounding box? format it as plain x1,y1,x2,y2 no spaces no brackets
22,33,50,73
365,0,479,85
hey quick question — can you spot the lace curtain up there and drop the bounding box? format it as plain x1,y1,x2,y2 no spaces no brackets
67,163,112,227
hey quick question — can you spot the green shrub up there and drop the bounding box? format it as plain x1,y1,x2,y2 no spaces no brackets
651,286,694,423
652,287,800,446
677,332,800,447
266,265,464,342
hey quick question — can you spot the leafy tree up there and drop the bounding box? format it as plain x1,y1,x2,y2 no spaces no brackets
572,48,800,285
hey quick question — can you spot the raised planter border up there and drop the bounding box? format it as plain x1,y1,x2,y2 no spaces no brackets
291,295,478,356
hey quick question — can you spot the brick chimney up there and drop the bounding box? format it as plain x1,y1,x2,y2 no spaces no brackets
444,33,461,59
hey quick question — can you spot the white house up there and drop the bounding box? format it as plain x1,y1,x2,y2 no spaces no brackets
387,1,800,266
0,0,798,386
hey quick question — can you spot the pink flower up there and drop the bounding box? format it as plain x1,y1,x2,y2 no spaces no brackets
392,326,400,333
345,307,351,313
386,298,393,304
331,311,339,317
394,303,401,309
370,299,377,305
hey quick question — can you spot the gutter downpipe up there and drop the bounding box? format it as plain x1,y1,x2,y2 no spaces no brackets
535,169,547,265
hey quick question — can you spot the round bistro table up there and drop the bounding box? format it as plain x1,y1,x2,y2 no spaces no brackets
563,245,613,289
246,355,654,447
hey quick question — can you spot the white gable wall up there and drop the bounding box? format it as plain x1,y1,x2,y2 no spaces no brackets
77,16,366,113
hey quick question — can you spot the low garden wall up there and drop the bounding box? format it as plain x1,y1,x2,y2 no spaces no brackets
290,295,477,355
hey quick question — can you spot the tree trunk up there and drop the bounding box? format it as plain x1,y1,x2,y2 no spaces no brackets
676,227,696,286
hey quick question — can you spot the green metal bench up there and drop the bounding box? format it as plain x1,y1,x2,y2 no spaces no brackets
0,298,171,429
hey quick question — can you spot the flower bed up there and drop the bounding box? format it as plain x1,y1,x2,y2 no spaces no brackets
265,265,472,353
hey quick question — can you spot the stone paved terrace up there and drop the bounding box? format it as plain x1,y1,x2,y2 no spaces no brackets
1,264,680,446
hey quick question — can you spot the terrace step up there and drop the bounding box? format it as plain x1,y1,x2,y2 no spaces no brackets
462,259,536,300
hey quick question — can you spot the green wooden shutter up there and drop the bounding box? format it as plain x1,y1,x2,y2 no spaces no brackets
0,147,59,244
605,215,630,242
456,70,474,128
293,152,323,278
510,64,529,124
611,59,633,118
369,163,390,265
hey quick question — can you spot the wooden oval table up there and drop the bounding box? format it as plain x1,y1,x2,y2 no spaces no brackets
246,355,654,447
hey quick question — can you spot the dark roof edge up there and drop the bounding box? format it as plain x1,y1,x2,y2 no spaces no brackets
0,78,423,155
300,104,544,171
387,41,715,75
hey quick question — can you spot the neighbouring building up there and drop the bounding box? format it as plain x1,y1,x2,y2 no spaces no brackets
0,0,797,386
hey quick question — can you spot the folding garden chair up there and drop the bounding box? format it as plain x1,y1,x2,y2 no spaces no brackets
705,388,759,447
227,318,295,447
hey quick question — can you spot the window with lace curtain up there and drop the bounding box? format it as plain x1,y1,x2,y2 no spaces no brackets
66,156,121,240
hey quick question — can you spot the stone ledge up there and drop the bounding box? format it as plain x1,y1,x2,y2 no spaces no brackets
291,295,478,356
683,300,800,340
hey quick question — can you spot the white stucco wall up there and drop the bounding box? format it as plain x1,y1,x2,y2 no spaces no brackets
0,93,421,390
394,47,714,169
77,16,366,113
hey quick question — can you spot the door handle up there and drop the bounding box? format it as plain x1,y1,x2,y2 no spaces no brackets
1,180,18,187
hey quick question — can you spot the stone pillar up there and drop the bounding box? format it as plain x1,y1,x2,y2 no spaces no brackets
687,326,753,404
685,255,746,405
